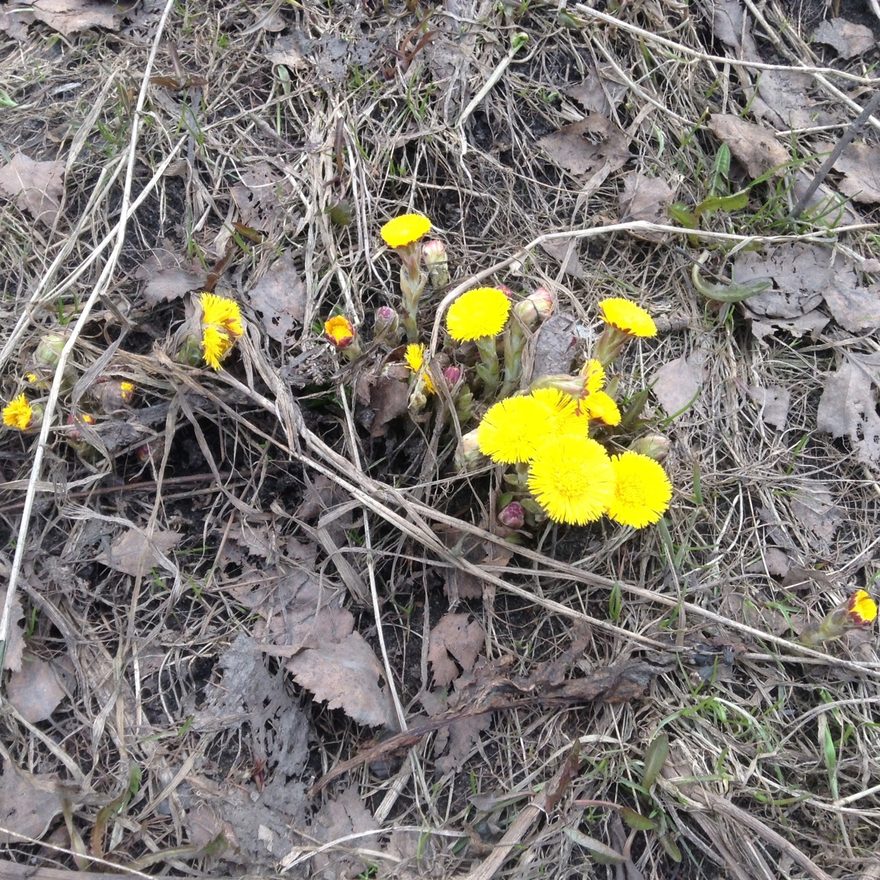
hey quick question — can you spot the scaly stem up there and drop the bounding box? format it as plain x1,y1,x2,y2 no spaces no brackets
475,336,501,399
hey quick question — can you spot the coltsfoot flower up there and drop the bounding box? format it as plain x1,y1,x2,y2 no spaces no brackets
527,436,616,525
446,287,511,342
381,213,432,249
477,395,547,464
606,451,672,528
200,293,244,370
3,394,35,430
848,589,878,626
598,298,657,338
324,315,357,350
404,343,436,395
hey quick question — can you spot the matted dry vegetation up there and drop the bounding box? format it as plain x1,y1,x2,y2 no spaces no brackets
2,0,880,878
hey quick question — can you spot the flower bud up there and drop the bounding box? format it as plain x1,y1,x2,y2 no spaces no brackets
443,365,463,386
373,306,400,344
498,501,525,530
34,333,66,369
66,411,97,444
454,429,484,471
423,239,450,288
323,315,362,359
630,434,671,463
514,287,556,329
93,379,136,412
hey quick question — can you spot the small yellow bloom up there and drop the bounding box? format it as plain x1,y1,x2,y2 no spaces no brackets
477,395,547,464
606,451,671,528
584,390,621,426
404,343,436,394
446,287,511,342
119,381,135,404
380,213,432,249
528,436,616,525
199,293,243,370
3,394,33,430
200,293,243,339
24,372,39,384
323,315,357,349
848,590,878,626
598,298,657,338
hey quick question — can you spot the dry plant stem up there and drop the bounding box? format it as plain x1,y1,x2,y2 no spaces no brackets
571,4,880,86
0,0,178,680
791,90,880,219
427,220,879,355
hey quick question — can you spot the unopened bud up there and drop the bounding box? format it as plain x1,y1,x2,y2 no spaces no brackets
514,287,556,328
373,306,401,345
66,411,97,444
34,333,66,369
454,429,484,471
93,379,136,412
630,434,671,463
498,501,525,530
423,239,450,288
443,365,463,386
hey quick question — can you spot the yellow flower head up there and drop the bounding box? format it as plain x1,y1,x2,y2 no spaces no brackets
582,359,606,395
529,388,589,436
606,451,671,528
200,293,243,339
528,436,616,525
199,293,243,370
119,381,136,404
446,287,511,342
24,372,39,384
477,395,548,464
380,213,432,249
848,590,878,626
3,394,33,431
323,315,357,349
599,298,657,338
404,343,436,394
584,390,621,426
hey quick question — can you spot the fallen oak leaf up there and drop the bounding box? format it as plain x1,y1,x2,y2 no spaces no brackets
428,613,485,688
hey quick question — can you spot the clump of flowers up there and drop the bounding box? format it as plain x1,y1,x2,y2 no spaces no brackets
800,589,878,647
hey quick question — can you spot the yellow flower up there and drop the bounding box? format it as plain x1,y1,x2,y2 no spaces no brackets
119,381,135,404
323,315,357,349
477,395,547,464
3,394,33,430
582,359,606,395
200,293,243,370
24,372,39,384
529,388,588,436
606,451,671,528
200,293,243,339
528,436,616,525
380,213,432,248
584,390,621,426
598,298,657,338
404,343,436,394
848,590,878,626
446,287,511,342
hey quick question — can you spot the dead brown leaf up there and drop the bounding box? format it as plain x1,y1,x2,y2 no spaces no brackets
0,153,64,226
708,114,789,178
0,588,24,673
619,171,675,240
246,253,307,345
814,18,875,59
23,0,131,36
355,363,410,437
651,354,703,416
833,143,880,204
97,528,180,578
230,163,296,237
136,247,204,305
790,483,842,552
428,613,485,688
6,654,66,722
527,312,585,384
0,8,34,38
817,358,880,468
538,115,630,179
285,628,392,727
265,33,307,69
539,238,586,279
303,786,379,878
748,384,790,429
0,764,61,844
565,67,627,117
